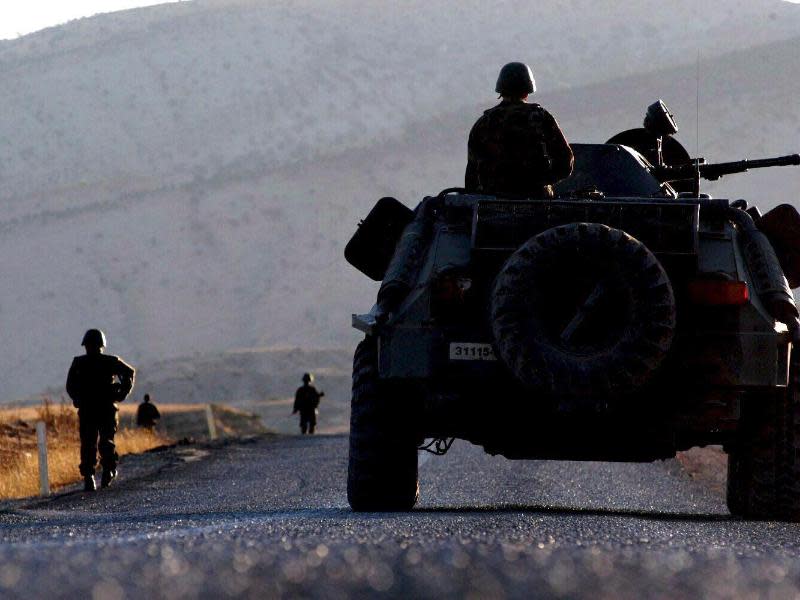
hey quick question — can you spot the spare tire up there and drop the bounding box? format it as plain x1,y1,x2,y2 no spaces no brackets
490,222,676,400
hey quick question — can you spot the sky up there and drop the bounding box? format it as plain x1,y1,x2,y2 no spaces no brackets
2,0,800,40
0,1,188,40
0,0,800,40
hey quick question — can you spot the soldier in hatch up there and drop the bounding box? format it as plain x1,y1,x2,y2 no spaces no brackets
66,329,136,491
293,373,324,435
465,62,574,198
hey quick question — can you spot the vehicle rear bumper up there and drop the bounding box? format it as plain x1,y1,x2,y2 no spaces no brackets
378,326,791,389
668,329,791,389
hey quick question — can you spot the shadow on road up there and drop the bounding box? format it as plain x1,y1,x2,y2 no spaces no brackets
3,504,742,538
412,504,733,522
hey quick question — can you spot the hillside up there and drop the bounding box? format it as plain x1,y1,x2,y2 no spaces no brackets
0,0,799,400
3,0,800,207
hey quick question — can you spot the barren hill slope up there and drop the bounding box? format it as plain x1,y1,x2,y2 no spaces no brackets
1,0,799,400
2,0,799,206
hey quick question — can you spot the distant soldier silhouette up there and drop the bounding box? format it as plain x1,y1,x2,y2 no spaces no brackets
66,329,135,491
465,62,574,198
293,373,324,435
136,393,161,430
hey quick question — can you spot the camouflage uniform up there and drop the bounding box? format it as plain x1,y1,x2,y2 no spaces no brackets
293,384,323,434
66,353,135,477
465,99,574,198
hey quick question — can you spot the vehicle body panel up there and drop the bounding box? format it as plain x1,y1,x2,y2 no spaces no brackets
348,143,797,461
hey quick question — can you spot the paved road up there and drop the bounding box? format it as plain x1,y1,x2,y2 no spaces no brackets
2,434,800,599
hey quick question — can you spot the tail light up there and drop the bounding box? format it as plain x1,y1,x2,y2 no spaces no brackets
687,279,749,306
431,274,472,316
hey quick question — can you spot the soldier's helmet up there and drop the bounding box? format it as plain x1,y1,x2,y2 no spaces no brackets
643,99,678,137
495,62,536,97
302,372,314,384
81,328,106,348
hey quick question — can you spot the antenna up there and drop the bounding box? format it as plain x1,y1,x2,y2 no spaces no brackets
695,50,701,197
696,50,700,158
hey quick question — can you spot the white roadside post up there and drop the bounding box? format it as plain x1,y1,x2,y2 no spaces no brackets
36,421,50,496
205,404,218,440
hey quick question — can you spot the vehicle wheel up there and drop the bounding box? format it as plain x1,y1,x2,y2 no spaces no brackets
726,448,750,516
347,337,419,511
727,350,800,520
490,222,676,400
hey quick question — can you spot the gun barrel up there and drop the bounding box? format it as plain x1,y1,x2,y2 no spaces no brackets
655,153,800,183
745,154,800,169
701,154,800,180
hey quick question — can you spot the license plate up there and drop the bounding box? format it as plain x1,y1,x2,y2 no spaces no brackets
449,343,497,361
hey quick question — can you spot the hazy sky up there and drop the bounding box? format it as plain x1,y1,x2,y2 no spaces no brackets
2,0,799,40
0,1,188,40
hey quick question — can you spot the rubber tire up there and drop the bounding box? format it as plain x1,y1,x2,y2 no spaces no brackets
726,449,750,516
727,350,800,521
347,337,419,511
490,222,676,398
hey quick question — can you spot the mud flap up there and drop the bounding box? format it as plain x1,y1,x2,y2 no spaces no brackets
758,203,800,289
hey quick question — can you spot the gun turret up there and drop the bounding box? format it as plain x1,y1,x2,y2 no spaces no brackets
654,154,800,184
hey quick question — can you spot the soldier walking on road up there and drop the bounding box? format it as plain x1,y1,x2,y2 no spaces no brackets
293,373,324,435
66,329,136,491
136,393,161,430
465,62,574,198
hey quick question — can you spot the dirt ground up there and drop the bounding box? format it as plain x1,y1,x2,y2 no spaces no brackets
676,446,728,496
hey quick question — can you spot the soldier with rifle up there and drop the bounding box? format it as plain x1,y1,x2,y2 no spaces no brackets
66,329,136,491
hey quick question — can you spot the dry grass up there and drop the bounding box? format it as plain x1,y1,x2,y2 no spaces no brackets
5,402,206,422
0,398,170,500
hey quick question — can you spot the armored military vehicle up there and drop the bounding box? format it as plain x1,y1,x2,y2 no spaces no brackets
344,100,800,520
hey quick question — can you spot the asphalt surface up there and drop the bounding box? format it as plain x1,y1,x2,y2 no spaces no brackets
2,434,800,599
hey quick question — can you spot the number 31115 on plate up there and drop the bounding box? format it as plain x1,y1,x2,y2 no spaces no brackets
449,343,497,361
